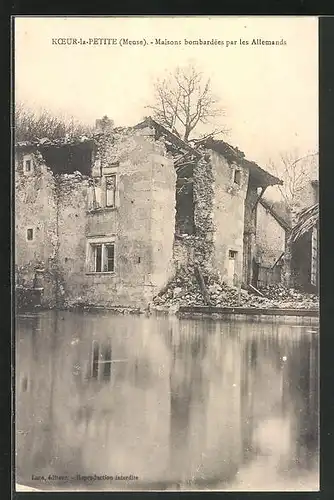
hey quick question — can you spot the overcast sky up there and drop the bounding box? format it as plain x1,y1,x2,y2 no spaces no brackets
15,16,318,169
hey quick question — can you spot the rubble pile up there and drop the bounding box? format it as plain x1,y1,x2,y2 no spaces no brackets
153,266,206,308
60,170,87,180
257,284,319,309
152,267,319,310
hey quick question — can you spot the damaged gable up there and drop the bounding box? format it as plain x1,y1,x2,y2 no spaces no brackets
134,117,282,188
200,137,282,188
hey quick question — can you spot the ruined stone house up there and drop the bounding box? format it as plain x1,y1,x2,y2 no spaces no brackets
15,117,282,309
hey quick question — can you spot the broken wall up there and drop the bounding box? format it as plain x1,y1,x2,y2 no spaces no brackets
172,159,215,274
175,164,195,236
15,129,176,310
172,151,248,289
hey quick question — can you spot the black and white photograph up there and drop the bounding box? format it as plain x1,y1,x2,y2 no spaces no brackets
14,16,319,492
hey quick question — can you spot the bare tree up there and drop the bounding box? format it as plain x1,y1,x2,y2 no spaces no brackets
269,150,319,223
146,64,227,141
15,102,94,142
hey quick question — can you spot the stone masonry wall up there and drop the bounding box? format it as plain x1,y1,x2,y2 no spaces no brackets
56,173,91,307
192,160,215,268
150,152,176,290
209,150,249,286
15,149,59,307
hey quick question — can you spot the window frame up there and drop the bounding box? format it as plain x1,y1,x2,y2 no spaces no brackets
23,155,34,175
233,168,241,185
229,249,238,259
86,236,116,274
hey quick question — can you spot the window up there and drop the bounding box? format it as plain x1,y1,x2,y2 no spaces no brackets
23,156,34,175
106,175,116,207
229,250,237,259
26,228,34,241
105,244,115,272
233,169,241,185
89,242,115,273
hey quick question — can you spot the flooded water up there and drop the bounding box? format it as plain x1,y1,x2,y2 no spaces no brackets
15,310,319,491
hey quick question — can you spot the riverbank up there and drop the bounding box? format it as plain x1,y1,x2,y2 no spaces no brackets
177,306,319,325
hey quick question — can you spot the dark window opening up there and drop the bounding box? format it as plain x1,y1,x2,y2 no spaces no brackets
27,228,34,241
175,168,195,235
229,250,237,259
40,142,93,176
24,159,31,172
106,175,116,207
291,231,317,293
234,169,241,185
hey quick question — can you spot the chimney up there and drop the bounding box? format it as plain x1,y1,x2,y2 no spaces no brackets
95,116,114,134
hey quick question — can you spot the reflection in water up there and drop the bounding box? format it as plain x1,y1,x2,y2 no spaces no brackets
15,311,319,491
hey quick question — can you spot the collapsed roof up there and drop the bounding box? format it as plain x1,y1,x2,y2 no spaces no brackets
15,137,95,176
135,117,282,188
15,116,283,187
289,203,319,243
